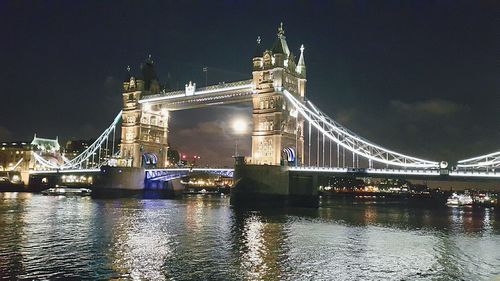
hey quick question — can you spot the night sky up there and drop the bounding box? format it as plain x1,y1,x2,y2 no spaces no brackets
1,1,498,166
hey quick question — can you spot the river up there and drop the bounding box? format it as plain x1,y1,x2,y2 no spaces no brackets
0,193,499,280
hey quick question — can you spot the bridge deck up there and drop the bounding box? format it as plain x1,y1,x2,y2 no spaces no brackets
139,80,254,110
289,166,500,180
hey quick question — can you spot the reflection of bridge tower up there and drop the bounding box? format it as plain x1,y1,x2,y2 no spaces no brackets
120,56,169,168
250,23,306,165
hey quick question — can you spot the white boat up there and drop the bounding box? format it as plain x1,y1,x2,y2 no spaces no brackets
42,187,92,196
446,193,473,206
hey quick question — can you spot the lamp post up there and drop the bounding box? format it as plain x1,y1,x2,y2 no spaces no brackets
232,119,247,157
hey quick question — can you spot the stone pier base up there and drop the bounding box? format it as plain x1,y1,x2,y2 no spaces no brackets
230,164,319,208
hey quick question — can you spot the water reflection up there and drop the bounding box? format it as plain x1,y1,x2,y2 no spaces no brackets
108,200,173,280
231,210,287,280
318,198,500,235
0,193,31,278
0,194,499,280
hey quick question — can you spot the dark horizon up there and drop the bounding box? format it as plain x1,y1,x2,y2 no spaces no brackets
0,1,498,165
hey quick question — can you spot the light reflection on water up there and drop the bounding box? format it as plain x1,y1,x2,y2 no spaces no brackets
0,193,499,280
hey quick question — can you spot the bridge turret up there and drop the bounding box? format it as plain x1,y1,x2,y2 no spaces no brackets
271,22,288,67
120,57,169,169
250,23,305,166
138,55,160,95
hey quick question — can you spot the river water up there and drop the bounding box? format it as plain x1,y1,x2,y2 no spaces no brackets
0,193,499,280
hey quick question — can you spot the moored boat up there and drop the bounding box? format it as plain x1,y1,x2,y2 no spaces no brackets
42,186,92,196
473,193,498,207
446,192,473,206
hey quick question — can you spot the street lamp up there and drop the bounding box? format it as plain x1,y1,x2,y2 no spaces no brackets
232,119,247,157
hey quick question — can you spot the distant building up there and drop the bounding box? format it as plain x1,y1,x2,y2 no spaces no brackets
0,135,62,183
64,139,93,159
63,138,121,167
0,141,32,172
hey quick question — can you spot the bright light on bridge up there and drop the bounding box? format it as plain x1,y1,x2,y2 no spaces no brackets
232,119,247,135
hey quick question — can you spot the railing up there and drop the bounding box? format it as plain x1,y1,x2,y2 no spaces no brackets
140,79,253,103
289,166,441,176
145,168,234,181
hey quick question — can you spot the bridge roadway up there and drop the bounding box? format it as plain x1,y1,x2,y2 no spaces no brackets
288,166,500,180
27,165,499,205
28,167,235,189
29,166,500,183
145,166,500,181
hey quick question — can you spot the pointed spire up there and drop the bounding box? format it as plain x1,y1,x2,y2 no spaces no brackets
296,44,306,75
124,65,133,82
253,36,262,57
272,22,290,56
278,22,285,38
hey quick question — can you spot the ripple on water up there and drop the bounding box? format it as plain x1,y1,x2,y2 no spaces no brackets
0,194,499,280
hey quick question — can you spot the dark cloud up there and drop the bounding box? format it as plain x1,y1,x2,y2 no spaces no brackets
334,108,357,125
104,76,120,97
169,107,251,167
77,124,100,140
0,127,13,141
390,99,468,116
178,121,224,138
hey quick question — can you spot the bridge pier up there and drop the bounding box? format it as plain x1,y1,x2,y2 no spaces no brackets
91,166,149,198
231,159,319,208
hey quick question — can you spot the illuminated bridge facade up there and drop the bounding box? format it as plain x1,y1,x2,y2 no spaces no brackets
30,24,499,181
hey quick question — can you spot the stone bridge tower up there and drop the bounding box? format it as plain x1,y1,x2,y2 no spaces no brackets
250,24,306,166
120,56,169,168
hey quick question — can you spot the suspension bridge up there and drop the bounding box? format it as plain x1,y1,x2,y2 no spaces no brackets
29,84,499,179
28,24,499,198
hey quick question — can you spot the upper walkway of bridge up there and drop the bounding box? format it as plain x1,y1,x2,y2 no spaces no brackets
138,79,253,110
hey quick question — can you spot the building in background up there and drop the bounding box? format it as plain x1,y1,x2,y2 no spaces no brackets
64,138,121,167
64,139,93,158
0,135,62,183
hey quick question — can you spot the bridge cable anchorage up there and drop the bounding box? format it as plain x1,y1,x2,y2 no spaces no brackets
282,89,440,169
33,111,123,171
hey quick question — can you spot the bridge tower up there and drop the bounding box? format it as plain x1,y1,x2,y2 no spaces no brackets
120,56,169,168
250,23,306,165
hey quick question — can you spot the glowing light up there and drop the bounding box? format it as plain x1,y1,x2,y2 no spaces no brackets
11,175,21,182
232,119,247,135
